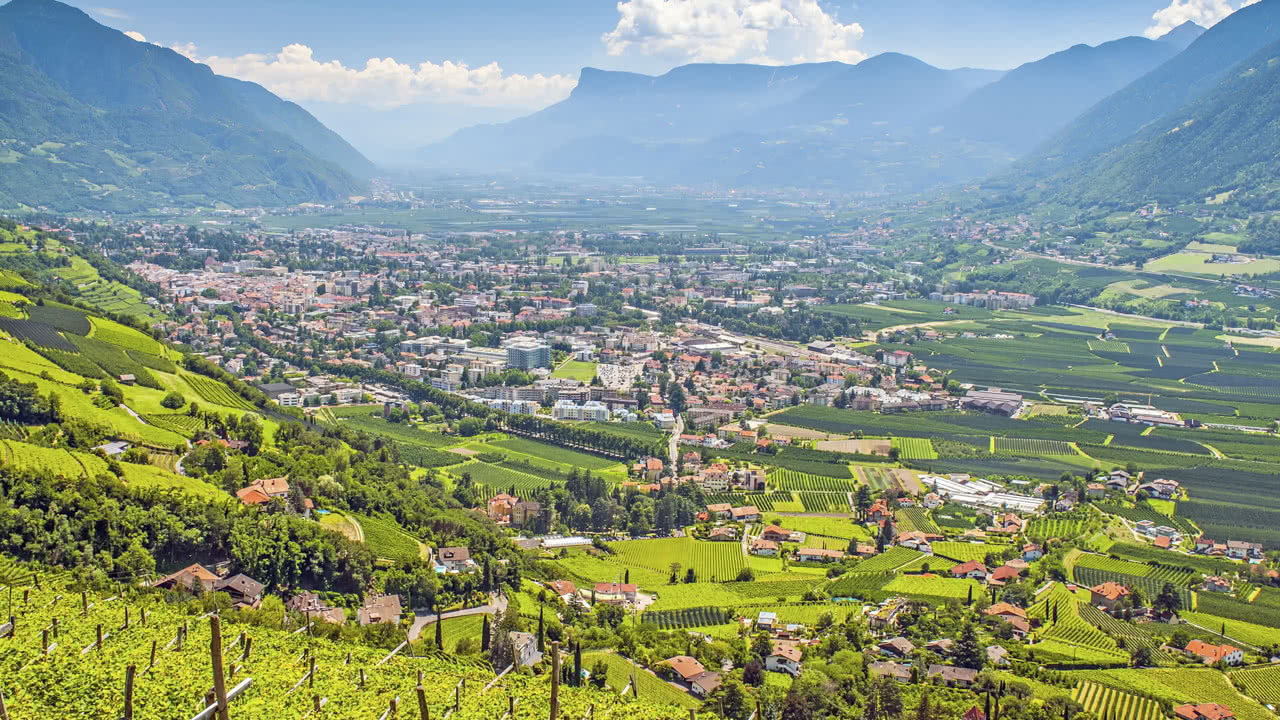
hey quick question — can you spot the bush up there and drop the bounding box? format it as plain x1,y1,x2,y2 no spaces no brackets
161,391,186,410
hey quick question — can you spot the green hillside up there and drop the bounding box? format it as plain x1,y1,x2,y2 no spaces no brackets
0,0,371,211
1042,35,1280,206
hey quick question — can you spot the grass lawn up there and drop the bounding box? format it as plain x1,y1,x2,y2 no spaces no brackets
552,360,598,382
318,511,362,542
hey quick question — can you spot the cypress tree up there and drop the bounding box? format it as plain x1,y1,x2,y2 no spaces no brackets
482,614,491,651
574,642,582,687
967,586,973,606
435,601,443,650
537,607,545,653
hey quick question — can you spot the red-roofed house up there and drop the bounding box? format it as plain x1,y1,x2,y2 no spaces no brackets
951,561,989,580
1090,582,1131,610
1185,640,1243,666
1175,705,1235,720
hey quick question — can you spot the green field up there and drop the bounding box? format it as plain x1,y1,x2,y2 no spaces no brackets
488,436,620,470
552,360,598,382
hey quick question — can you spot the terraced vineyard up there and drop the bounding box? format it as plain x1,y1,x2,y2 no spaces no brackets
1072,681,1165,720
1,439,107,479
143,412,206,437
457,461,558,494
797,491,850,512
993,437,1078,456
1031,584,1125,660
891,436,937,459
1071,565,1194,615
88,316,166,355
608,537,748,583
182,372,256,410
851,547,923,572
1096,502,1197,535
1231,665,1280,705
1077,602,1173,664
930,542,996,563
355,513,426,562
896,508,942,534
0,573,698,720
1074,553,1197,586
1025,513,1088,539
769,469,855,492
641,606,733,629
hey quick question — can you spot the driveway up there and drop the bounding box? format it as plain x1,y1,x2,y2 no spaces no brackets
408,593,508,641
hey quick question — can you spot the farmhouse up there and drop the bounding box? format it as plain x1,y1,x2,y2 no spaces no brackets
765,643,803,675
690,672,723,697
926,638,953,656
1022,543,1043,561
950,561,989,580
661,655,707,684
730,505,761,522
986,566,1022,587
357,594,402,626
878,637,915,658
928,664,979,688
593,583,638,605
964,708,988,720
1185,640,1243,666
757,611,778,630
760,525,794,543
796,548,846,563
547,580,577,602
868,661,912,683
1090,582,1131,610
983,602,1027,623
1203,576,1232,593
153,563,219,592
750,539,779,556
706,503,733,520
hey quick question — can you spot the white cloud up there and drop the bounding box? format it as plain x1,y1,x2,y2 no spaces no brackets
1143,0,1260,39
123,30,146,43
603,0,866,65
91,7,128,19
173,43,576,109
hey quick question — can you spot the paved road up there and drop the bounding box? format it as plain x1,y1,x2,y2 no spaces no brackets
408,593,508,641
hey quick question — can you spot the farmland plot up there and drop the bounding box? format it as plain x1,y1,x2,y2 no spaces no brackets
1071,682,1164,720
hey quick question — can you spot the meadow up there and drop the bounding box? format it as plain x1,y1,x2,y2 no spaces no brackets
552,360,598,382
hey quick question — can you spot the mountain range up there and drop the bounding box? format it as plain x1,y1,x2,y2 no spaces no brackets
0,0,372,211
3,0,1280,209
414,17,1242,196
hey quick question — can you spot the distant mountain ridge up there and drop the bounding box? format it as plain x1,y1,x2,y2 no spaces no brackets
0,0,372,211
419,27,1216,193
1157,21,1206,51
940,36,1179,154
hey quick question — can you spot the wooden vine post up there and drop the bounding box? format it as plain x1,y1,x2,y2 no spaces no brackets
123,664,136,720
210,616,231,720
416,683,430,720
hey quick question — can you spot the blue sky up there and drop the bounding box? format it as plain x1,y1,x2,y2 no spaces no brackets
71,0,1256,158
